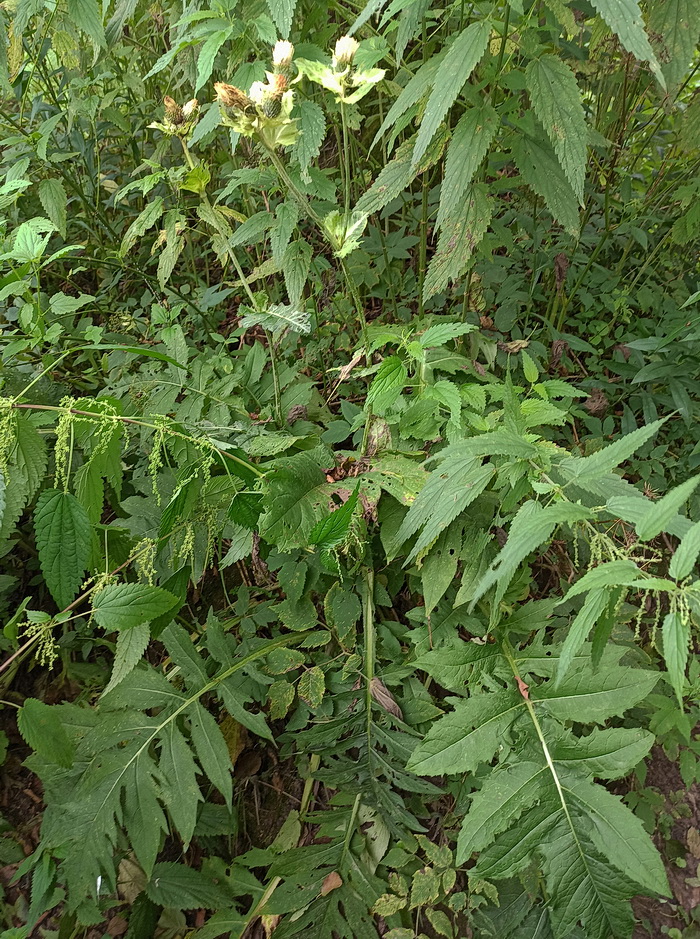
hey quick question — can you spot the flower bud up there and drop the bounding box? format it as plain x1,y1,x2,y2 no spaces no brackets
163,95,184,124
333,35,359,68
182,98,199,119
272,39,294,72
214,82,254,112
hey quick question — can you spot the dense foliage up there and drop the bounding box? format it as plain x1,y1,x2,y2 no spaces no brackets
1,0,700,936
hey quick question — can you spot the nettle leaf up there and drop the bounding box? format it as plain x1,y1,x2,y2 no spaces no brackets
356,128,449,217
367,355,408,413
372,50,446,148
103,623,151,695
412,20,491,167
298,665,325,708
18,698,74,767
649,0,700,89
34,489,92,610
669,518,700,580
423,182,493,301
512,130,580,234
525,55,587,202
93,584,179,631
258,453,331,551
589,0,665,87
146,862,232,910
635,474,700,542
120,197,163,256
38,178,68,238
265,0,296,37
189,702,233,808
662,611,689,705
66,0,105,47
471,501,593,609
436,102,498,231
292,100,326,182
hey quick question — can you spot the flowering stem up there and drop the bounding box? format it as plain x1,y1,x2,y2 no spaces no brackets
258,139,370,357
340,102,351,218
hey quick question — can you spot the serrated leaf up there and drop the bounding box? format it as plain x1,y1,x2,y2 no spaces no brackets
283,238,312,305
67,0,105,46
258,452,330,551
372,50,446,148
635,475,700,542
669,518,700,580
662,611,689,706
34,489,91,609
649,0,700,90
552,727,655,780
18,698,74,767
458,761,546,865
512,130,580,234
423,183,493,301
412,20,491,167
590,0,664,86
195,28,230,93
292,100,326,182
239,302,311,335
298,665,325,708
557,588,610,684
120,198,163,256
356,129,448,217
419,322,476,348
38,178,67,238
310,485,358,551
265,0,296,37
436,103,498,231
526,55,587,202
558,418,665,483
472,501,592,610
159,723,201,847
367,355,407,414
271,201,299,264
407,691,524,776
537,663,658,723
565,773,670,895
93,584,178,631
190,702,233,808
103,623,150,695
146,862,231,910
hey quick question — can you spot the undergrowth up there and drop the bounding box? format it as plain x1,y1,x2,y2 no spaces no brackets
1,0,700,937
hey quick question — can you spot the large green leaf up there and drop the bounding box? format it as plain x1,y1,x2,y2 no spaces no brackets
662,611,689,705
512,130,580,234
590,0,664,86
525,55,587,202
18,698,74,767
407,690,524,776
265,0,296,37
457,761,546,861
93,583,178,631
34,489,92,609
436,102,498,230
258,452,332,551
412,20,491,166
423,182,493,300
537,662,658,723
649,0,700,89
66,0,105,46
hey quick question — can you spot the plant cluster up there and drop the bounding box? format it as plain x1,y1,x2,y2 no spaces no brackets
0,0,700,937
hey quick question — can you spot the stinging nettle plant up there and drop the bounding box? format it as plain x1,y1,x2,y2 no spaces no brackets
0,0,700,937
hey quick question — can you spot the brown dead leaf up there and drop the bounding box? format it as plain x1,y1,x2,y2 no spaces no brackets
370,677,403,720
688,827,700,859
321,871,343,896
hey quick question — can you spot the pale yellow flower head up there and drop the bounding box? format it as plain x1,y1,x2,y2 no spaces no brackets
273,40,294,71
333,35,359,68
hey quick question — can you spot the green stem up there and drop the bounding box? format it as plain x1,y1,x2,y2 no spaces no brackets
259,138,370,356
363,568,376,745
265,327,284,427
341,102,352,218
